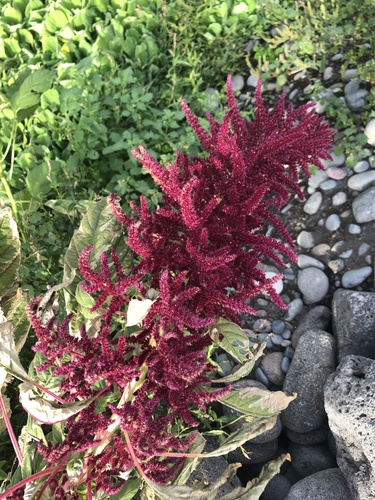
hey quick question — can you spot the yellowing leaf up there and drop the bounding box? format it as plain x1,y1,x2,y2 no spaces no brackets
220,387,297,418
144,463,241,500
19,382,94,424
221,454,290,499
203,418,277,458
126,298,156,327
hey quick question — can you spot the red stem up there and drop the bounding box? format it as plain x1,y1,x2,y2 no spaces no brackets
0,391,23,464
123,431,146,479
36,451,71,500
0,468,54,500
33,381,66,404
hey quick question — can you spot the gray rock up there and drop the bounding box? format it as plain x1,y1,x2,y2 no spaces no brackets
328,259,345,274
343,68,357,81
364,117,375,145
303,192,323,214
347,170,375,191
341,266,372,288
231,74,245,92
272,319,285,334
354,160,370,173
282,330,335,433
320,179,338,191
324,356,375,500
358,242,370,256
254,366,270,386
297,254,325,270
352,186,375,222
308,170,328,188
332,290,375,361
297,231,315,248
325,214,341,231
253,318,272,333
311,243,331,257
332,191,347,206
261,352,285,386
298,267,329,304
292,305,331,349
286,425,329,445
323,66,333,80
247,74,259,87
346,89,369,110
271,333,283,346
284,468,354,500
321,152,345,168
284,298,304,321
348,223,361,234
260,473,292,500
288,442,336,477
281,356,291,373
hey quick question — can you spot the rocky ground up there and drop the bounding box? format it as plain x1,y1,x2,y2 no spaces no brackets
202,63,375,499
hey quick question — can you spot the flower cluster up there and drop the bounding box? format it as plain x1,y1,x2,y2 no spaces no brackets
26,76,335,497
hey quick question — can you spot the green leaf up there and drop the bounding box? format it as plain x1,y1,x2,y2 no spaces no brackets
220,387,296,418
210,318,250,363
221,454,289,499
41,88,60,110
144,463,241,500
26,414,47,445
208,22,222,35
9,69,53,114
111,478,142,500
25,163,51,197
44,9,70,33
0,208,21,298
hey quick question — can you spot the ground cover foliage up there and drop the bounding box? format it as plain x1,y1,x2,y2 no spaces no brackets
0,0,372,497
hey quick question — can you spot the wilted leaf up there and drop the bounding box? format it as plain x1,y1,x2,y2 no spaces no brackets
19,381,94,424
221,454,289,499
220,387,297,418
0,207,21,298
126,298,156,327
202,418,277,458
145,463,241,500
0,310,32,383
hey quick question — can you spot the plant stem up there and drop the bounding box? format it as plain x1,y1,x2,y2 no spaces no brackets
0,468,54,500
0,391,23,464
36,451,71,500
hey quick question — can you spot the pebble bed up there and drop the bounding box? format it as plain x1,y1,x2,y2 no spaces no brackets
207,58,375,499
